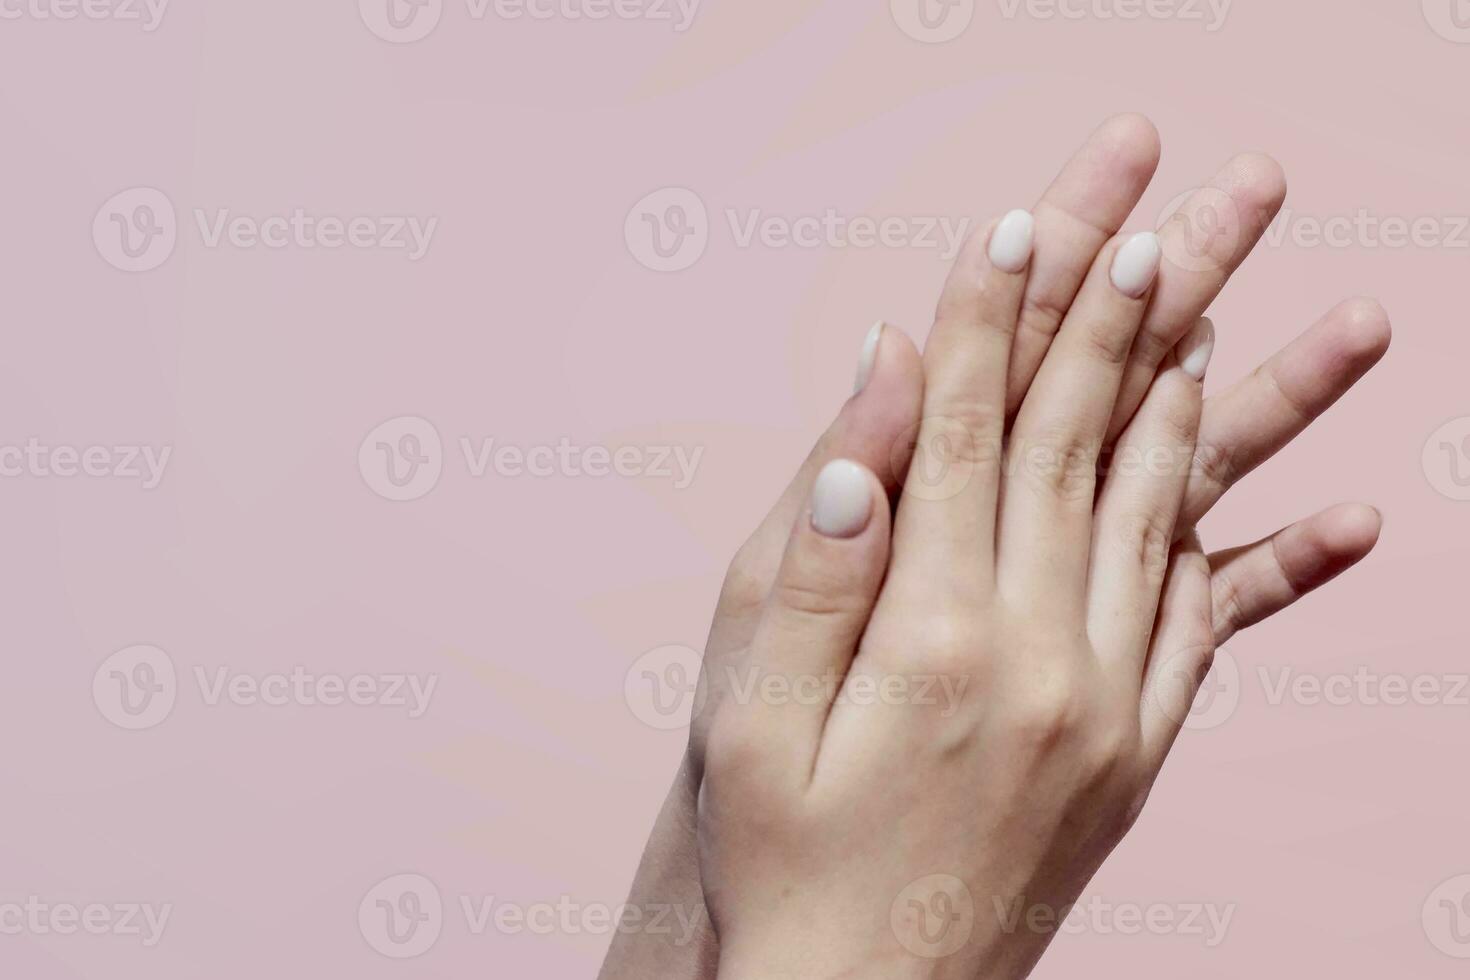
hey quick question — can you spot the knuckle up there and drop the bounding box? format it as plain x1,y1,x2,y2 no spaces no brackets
1158,390,1201,446
1079,316,1137,366
907,413,1003,497
770,572,862,623
1211,566,1249,634
718,544,770,616
1130,323,1175,369
1118,785,1153,837
879,610,982,679
1014,428,1100,504
1012,669,1088,747
1192,441,1237,494
1119,511,1175,583
936,283,1020,340
1019,293,1067,343
703,712,772,784
916,398,1005,458
1085,720,1140,784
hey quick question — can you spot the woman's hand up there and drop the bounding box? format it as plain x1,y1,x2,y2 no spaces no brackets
598,114,1389,980
699,208,1221,980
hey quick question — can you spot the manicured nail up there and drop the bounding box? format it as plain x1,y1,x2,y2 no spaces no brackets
853,321,885,395
1177,316,1215,380
810,460,872,538
1110,231,1162,298
988,209,1035,274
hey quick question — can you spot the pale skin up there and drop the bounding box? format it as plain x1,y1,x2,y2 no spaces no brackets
599,114,1390,980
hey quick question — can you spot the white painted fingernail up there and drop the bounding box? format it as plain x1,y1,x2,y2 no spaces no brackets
853,321,885,395
1177,316,1215,380
988,209,1035,274
810,460,872,538
1110,231,1162,298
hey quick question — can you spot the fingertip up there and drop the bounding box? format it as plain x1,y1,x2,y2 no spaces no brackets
810,459,880,539
1223,151,1288,210
1176,315,1216,381
857,319,922,399
1318,501,1384,555
988,208,1036,274
873,319,924,388
1335,296,1393,360
1097,112,1163,172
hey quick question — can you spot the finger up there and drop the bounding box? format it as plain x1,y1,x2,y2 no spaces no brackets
1138,531,1214,771
891,210,1033,588
1209,502,1383,646
1005,112,1162,414
734,460,892,779
1105,152,1288,440
998,231,1162,608
714,323,922,636
1089,320,1212,666
1181,297,1392,526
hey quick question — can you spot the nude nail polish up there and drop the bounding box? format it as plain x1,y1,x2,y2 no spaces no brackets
1178,316,1215,380
1110,231,1162,298
811,460,872,538
988,209,1035,274
854,321,885,395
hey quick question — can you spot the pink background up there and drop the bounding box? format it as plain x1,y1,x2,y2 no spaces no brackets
0,0,1467,976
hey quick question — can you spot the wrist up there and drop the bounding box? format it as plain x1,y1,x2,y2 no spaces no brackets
598,754,717,980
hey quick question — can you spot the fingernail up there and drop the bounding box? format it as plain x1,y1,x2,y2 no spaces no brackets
810,460,873,538
1110,231,1162,298
853,321,885,395
1177,316,1215,380
988,209,1035,274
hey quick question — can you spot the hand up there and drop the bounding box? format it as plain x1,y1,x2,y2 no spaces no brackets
598,114,1389,980
700,197,1217,979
